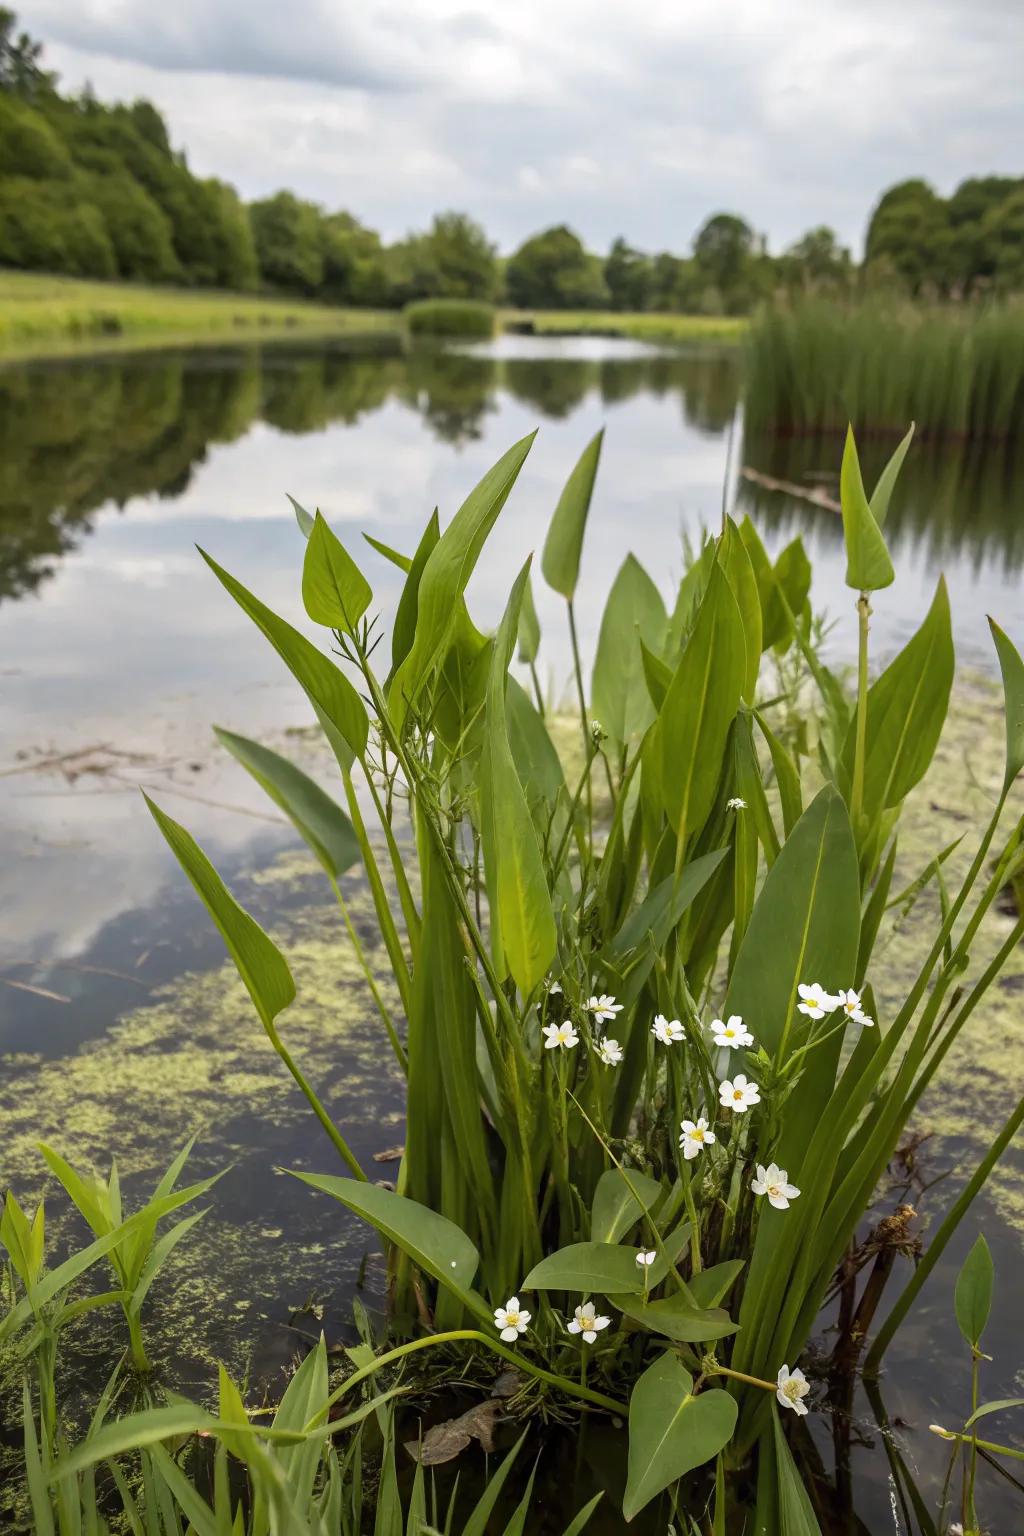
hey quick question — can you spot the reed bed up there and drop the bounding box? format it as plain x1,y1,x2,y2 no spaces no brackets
745,298,1024,441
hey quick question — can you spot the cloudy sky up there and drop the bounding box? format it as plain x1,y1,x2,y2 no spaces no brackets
22,0,1023,256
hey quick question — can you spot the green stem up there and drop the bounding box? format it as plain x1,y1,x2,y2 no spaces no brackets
931,1426,1024,1465
850,592,871,829
311,1330,627,1427
529,659,545,717
863,1085,1024,1375
330,877,407,1076
567,599,593,836
266,1022,367,1179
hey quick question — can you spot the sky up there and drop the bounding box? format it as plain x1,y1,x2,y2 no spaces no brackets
22,0,1024,257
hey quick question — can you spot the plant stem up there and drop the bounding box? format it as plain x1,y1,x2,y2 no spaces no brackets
850,591,871,828
312,1330,628,1426
864,1086,1024,1374
567,599,593,836
330,877,407,1075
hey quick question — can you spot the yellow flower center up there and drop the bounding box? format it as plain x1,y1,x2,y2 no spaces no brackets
733,1089,743,1100
692,1129,705,1141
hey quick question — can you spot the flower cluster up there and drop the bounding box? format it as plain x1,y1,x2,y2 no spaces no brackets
797,982,873,1026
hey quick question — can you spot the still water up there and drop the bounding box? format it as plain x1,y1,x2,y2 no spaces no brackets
1,334,1022,1531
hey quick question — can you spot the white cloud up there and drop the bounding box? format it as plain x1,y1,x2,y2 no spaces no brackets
23,0,1024,253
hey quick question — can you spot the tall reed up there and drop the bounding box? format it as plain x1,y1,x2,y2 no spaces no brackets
745,298,1024,440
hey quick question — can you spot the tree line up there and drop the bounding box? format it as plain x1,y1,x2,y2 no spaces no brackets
2,9,1022,312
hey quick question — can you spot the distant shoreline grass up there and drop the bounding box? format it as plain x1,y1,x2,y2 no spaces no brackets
0,271,401,362
0,271,746,362
501,308,747,344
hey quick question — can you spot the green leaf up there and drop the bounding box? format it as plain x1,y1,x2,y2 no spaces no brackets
612,1292,738,1343
622,1353,737,1521
869,423,915,526
640,639,672,712
965,1397,1024,1430
390,435,535,725
286,1173,490,1325
724,781,860,1223
739,516,782,649
480,560,556,994
769,538,812,651
461,1430,528,1536
687,1259,745,1309
362,530,413,571
214,728,360,881
771,1408,823,1535
955,1234,993,1349
558,1493,603,1536
389,510,439,680
522,1242,645,1295
516,569,541,664
720,519,762,702
840,426,894,591
145,796,295,1034
989,618,1024,794
287,494,315,540
302,511,373,634
541,429,603,599
653,562,746,846
199,548,368,765
611,848,729,961
590,1168,663,1245
842,577,954,820
591,554,668,746
754,711,803,837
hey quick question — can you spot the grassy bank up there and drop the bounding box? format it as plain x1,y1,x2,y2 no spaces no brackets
0,272,746,360
746,297,1024,439
0,271,400,360
502,307,747,343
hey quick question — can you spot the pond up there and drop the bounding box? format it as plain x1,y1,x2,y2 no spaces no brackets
1,333,1022,1532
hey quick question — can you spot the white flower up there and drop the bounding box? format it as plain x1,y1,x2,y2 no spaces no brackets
636,1249,657,1267
727,797,747,810
494,1297,531,1342
709,1015,753,1049
542,1020,579,1051
776,1364,810,1415
566,1303,611,1345
718,1073,761,1113
596,1037,623,1065
835,988,874,1027
751,1162,801,1210
797,982,839,1019
680,1116,717,1160
587,994,623,1024
652,1014,686,1045
545,978,563,995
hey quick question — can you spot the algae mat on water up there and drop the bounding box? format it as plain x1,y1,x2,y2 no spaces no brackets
0,845,405,1393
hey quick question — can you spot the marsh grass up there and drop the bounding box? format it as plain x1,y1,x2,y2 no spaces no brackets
745,298,1024,440
405,299,496,338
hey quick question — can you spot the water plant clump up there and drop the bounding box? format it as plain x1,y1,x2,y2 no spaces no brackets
745,296,1024,440
5,421,1023,1531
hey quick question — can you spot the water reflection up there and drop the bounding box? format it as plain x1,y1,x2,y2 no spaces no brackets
740,429,1024,577
0,339,741,604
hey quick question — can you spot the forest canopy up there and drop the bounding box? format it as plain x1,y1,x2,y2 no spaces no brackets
1,9,1022,312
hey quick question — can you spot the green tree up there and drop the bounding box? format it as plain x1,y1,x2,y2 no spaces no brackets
204,179,258,290
781,226,852,292
978,188,1024,293
692,212,762,311
0,178,115,276
604,237,653,311
87,171,180,281
422,211,497,300
249,191,325,293
864,179,952,295
320,212,391,305
948,176,1024,291
0,6,55,98
0,92,71,179
506,225,609,309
